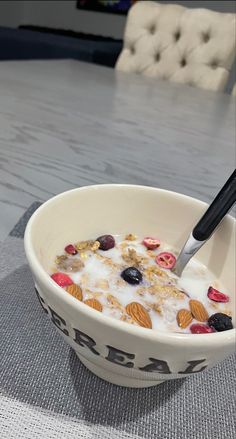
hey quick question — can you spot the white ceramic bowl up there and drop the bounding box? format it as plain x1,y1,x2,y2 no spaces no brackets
24,185,235,387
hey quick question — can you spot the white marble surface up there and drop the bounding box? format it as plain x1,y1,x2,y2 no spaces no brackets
0,60,235,241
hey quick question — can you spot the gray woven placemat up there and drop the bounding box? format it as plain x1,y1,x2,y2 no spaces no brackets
0,203,235,439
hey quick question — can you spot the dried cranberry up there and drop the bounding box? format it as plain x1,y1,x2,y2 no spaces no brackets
51,272,73,287
143,237,161,250
207,286,229,303
155,252,176,269
190,324,215,334
64,244,77,255
96,234,115,251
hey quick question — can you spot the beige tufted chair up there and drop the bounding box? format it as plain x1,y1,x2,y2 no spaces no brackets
116,1,236,91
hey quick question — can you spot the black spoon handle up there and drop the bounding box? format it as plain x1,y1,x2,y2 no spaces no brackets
192,169,236,241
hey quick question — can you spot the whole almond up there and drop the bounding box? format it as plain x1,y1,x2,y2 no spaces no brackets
84,298,103,312
177,309,193,328
66,284,83,301
126,302,152,329
189,299,209,322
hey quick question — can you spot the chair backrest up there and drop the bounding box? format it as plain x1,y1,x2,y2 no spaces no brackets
116,1,236,91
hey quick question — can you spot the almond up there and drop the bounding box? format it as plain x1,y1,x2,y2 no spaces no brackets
84,298,103,312
66,284,83,301
177,309,193,328
189,299,209,322
125,302,152,329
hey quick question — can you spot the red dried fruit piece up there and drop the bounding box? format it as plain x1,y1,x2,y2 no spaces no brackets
143,237,161,250
190,324,215,334
64,244,78,255
51,272,73,287
207,286,229,303
155,252,176,269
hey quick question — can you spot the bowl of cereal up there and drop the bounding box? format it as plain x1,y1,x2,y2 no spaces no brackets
24,185,235,387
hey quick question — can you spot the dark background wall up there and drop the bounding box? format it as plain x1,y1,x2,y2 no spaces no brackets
0,1,235,38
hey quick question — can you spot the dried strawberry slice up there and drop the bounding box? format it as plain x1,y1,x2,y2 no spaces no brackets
155,252,176,269
207,286,229,303
51,272,73,287
190,324,215,334
143,237,161,250
64,244,78,255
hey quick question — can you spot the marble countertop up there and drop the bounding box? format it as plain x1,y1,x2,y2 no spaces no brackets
0,60,235,241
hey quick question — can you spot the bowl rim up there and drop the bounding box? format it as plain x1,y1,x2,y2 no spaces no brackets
24,184,236,347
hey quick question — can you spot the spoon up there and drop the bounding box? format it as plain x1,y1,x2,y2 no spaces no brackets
173,169,236,277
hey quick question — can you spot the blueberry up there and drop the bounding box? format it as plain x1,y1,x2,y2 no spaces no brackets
121,267,142,285
208,313,233,332
96,234,115,251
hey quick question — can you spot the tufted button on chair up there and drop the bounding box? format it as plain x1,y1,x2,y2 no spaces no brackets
116,1,236,91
